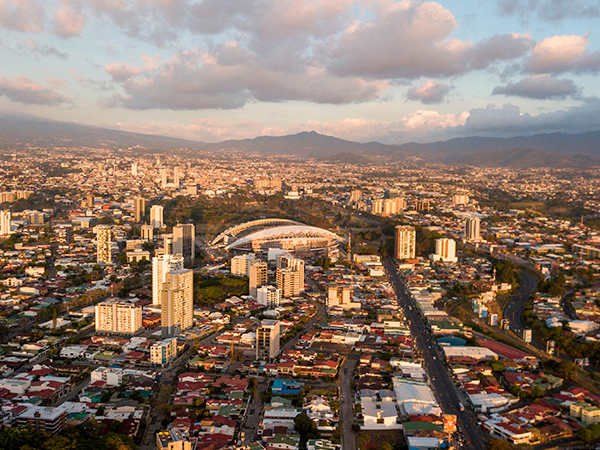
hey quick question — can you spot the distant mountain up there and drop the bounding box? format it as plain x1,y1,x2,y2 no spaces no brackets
1,113,600,167
0,113,203,150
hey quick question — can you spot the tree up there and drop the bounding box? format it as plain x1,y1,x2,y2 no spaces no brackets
294,412,319,448
486,438,514,450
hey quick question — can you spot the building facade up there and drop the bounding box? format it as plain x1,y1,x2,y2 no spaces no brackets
395,226,416,260
256,319,280,360
96,225,112,264
95,298,143,335
161,269,194,337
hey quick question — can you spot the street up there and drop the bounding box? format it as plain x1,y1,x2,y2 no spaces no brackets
384,259,489,450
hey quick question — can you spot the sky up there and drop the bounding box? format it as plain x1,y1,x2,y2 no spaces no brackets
2,0,600,144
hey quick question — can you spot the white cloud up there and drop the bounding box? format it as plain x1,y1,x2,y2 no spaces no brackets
406,80,450,104
528,34,600,74
0,0,44,32
54,0,84,37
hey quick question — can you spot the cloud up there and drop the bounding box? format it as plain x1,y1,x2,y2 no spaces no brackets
20,39,68,59
105,47,386,110
0,0,44,32
54,0,84,37
497,0,600,21
492,74,578,99
0,76,70,105
470,33,533,69
406,80,450,104
528,35,600,74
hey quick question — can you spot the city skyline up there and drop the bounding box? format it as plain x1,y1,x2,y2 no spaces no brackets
2,1,600,144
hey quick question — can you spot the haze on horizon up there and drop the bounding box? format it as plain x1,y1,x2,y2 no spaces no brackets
2,0,600,144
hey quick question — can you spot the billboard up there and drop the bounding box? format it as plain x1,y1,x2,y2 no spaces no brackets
546,340,555,355
523,329,532,343
443,414,457,434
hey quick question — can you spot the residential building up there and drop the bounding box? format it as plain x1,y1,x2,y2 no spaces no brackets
430,238,458,263
141,224,154,240
134,196,145,222
465,217,481,241
173,223,195,265
151,338,178,367
17,406,66,434
277,255,304,293
326,285,360,309
96,225,112,264
257,285,282,308
395,226,416,260
152,254,184,306
150,205,164,228
161,269,194,337
256,319,280,359
95,298,142,335
276,267,301,298
231,253,256,276
0,210,11,235
249,260,268,297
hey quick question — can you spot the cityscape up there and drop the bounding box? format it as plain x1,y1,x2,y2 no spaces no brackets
0,148,598,450
2,1,600,450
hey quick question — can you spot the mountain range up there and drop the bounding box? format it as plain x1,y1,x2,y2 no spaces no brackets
1,113,599,168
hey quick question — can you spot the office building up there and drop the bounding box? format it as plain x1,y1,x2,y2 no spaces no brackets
96,225,112,264
257,285,281,308
152,254,184,305
163,234,174,255
141,224,154,240
256,319,280,360
134,196,145,223
395,226,416,260
161,269,194,337
150,205,164,228
95,298,142,335
276,267,302,298
151,338,178,366
0,210,11,235
231,253,256,276
249,260,268,297
173,223,195,265
156,428,191,450
430,238,458,263
465,217,481,241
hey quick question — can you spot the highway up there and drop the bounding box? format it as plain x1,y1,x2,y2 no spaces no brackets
503,270,540,341
384,259,488,450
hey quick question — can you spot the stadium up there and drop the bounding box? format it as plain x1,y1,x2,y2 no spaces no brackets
210,218,345,253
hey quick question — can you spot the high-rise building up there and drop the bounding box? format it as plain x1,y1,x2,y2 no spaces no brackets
0,210,11,235
430,238,458,263
96,225,112,264
416,200,430,212
163,234,174,255
276,267,302,298
465,217,481,241
161,269,193,337
327,285,357,308
249,261,268,297
231,254,256,276
95,298,142,335
131,162,139,176
150,205,164,229
151,338,178,367
173,223,195,265
30,211,44,225
257,285,281,308
86,192,94,209
277,255,304,294
134,196,145,223
141,224,154,240
453,193,469,205
395,226,416,260
256,319,280,360
371,198,383,214
152,254,185,306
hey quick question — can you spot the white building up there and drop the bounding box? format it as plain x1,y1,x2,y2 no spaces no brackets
173,223,195,265
395,226,416,260
151,338,178,366
231,254,256,276
150,205,164,229
256,319,280,360
161,269,194,337
0,210,11,235
430,238,458,263
152,254,184,306
465,217,481,241
96,225,112,264
257,285,282,308
95,298,142,335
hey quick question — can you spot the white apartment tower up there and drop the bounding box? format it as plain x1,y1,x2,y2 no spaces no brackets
249,261,268,297
150,205,164,229
161,269,194,337
465,217,481,241
395,226,416,260
231,254,256,276
430,238,458,263
277,255,304,293
0,210,11,235
96,225,112,264
173,223,195,265
276,267,302,298
257,285,282,308
152,254,185,306
256,319,280,360
95,298,142,335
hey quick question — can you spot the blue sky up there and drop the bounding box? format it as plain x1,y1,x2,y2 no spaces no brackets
1,0,600,143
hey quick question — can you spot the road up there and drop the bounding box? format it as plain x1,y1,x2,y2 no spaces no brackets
503,270,540,342
340,354,359,450
384,259,488,450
